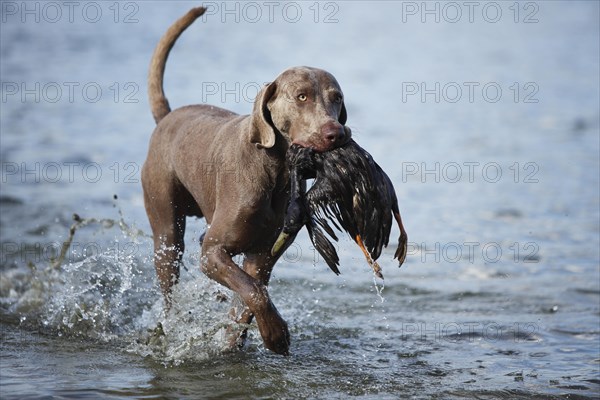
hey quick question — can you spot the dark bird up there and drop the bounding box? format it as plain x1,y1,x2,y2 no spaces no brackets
271,140,408,278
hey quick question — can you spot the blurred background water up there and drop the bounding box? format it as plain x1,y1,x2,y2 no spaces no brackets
1,1,599,398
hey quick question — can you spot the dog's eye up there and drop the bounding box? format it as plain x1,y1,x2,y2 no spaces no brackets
333,94,343,104
297,94,307,102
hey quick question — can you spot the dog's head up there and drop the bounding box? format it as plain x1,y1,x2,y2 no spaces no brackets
251,67,351,152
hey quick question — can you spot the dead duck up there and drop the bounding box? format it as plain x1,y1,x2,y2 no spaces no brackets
271,140,408,278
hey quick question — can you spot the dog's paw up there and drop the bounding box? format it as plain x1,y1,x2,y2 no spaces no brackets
262,324,290,356
255,302,291,355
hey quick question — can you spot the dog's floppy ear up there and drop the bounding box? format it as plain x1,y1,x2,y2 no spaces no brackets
250,82,278,148
338,101,347,125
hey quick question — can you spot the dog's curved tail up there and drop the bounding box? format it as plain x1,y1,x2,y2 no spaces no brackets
148,7,206,124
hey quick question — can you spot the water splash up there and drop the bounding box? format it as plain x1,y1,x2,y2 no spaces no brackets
128,277,255,365
372,275,385,303
51,209,151,271
0,205,251,364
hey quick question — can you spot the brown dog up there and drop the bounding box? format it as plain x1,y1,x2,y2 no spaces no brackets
142,7,351,355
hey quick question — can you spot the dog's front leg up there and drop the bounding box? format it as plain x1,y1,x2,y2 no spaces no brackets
226,246,297,350
201,243,290,355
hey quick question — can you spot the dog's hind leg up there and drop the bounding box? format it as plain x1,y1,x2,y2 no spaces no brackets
142,170,189,308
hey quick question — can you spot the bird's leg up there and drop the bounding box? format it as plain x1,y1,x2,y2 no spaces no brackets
355,234,384,279
393,210,408,266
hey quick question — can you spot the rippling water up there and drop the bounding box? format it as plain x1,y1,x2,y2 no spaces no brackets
1,1,599,399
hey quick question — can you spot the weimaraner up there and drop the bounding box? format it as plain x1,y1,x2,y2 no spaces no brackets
142,7,351,355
